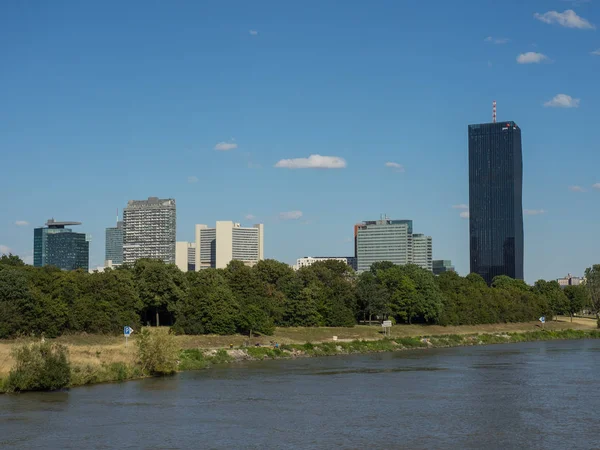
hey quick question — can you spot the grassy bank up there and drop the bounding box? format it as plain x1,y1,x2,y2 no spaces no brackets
1,317,598,393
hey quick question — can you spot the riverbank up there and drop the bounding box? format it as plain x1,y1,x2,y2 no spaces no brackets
1,317,598,393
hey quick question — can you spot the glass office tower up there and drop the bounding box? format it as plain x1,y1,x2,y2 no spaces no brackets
33,219,89,271
105,221,124,265
468,121,524,284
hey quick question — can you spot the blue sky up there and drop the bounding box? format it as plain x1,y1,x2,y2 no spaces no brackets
1,0,599,283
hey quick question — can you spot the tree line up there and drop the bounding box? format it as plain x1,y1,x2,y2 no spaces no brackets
0,253,597,338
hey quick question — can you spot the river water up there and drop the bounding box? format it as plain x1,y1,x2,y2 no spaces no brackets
2,340,600,449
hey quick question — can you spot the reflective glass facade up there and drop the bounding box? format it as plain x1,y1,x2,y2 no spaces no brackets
46,232,89,271
105,221,123,265
468,121,524,284
34,224,89,271
432,260,455,275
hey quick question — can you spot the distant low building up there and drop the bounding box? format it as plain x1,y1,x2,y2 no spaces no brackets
433,260,455,275
557,273,584,288
294,256,356,271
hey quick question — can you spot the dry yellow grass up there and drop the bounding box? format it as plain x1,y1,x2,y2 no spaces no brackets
0,316,595,378
0,336,137,379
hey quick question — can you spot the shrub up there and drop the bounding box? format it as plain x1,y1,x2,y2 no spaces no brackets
6,342,71,392
208,349,232,365
136,328,179,375
178,349,208,371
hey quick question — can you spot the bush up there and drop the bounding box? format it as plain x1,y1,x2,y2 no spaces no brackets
136,328,179,375
6,342,71,392
178,349,208,371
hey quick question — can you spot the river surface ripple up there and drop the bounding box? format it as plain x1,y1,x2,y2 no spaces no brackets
2,339,600,449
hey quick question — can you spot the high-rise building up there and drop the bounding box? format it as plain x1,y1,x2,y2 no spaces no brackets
123,197,176,264
469,120,523,284
195,221,263,269
105,220,123,266
433,260,455,275
175,241,196,272
294,256,356,271
355,218,413,273
412,234,432,272
34,219,89,271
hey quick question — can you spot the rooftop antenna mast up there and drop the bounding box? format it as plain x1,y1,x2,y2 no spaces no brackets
492,100,497,123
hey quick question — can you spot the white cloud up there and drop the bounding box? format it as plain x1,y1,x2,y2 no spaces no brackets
485,36,510,44
245,214,256,220
0,245,10,254
592,183,600,190
279,211,303,220
214,141,238,151
274,154,346,169
187,176,198,183
534,10,595,29
544,94,580,108
591,49,600,56
524,209,546,215
460,211,470,219
15,220,29,226
385,162,405,172
249,30,258,36
452,204,469,210
517,52,549,64
569,185,586,192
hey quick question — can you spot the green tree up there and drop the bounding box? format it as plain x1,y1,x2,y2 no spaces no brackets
0,267,34,338
0,254,26,266
492,275,530,292
254,259,295,287
133,259,186,326
356,271,390,322
297,261,356,327
237,303,275,337
564,285,589,322
369,261,396,275
283,285,322,327
376,265,442,324
175,270,239,335
584,265,600,319
533,280,569,320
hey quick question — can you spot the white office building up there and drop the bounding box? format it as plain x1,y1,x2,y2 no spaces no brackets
294,256,356,271
411,234,433,272
355,217,433,273
175,241,196,272
195,221,264,269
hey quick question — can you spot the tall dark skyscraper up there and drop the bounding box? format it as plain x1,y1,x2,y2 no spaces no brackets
468,120,523,284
